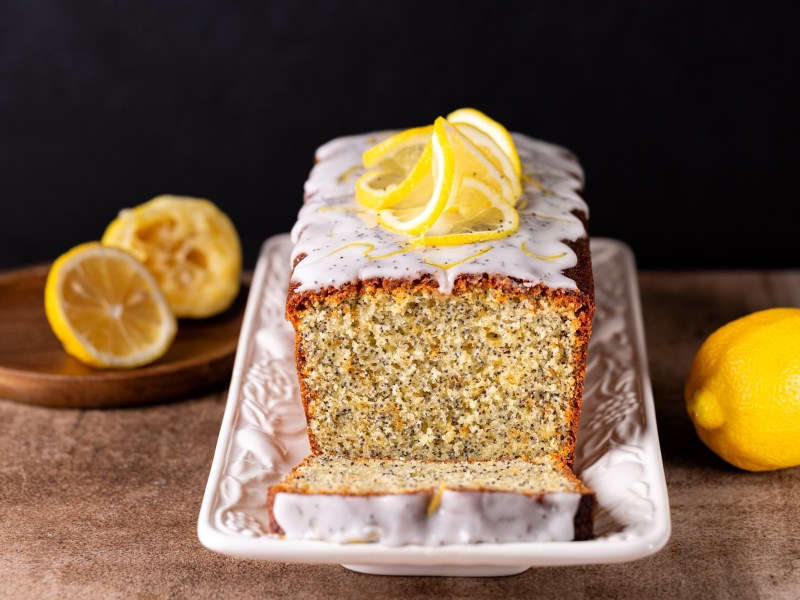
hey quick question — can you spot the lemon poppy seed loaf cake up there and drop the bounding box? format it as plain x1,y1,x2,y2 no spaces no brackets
268,456,596,544
286,124,594,467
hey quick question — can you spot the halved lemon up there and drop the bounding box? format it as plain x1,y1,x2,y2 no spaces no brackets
446,107,522,179
355,126,433,210
102,195,242,318
44,242,177,369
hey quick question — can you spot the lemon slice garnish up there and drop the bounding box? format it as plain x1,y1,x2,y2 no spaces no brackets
376,117,455,235
445,119,518,205
357,109,522,245
44,242,177,369
380,118,519,243
446,107,522,180
452,122,521,201
362,125,433,169
355,126,434,210
102,195,242,318
411,177,519,246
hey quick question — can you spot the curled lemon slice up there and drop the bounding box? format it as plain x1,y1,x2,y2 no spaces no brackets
376,118,520,243
45,242,177,369
102,195,242,318
376,117,455,235
412,177,519,246
447,107,522,180
355,125,433,210
356,109,522,246
362,125,434,169
445,119,518,204
453,122,521,201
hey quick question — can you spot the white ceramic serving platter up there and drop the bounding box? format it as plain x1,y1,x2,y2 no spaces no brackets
198,235,671,577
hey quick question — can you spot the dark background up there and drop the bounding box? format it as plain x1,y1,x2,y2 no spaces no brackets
1,1,798,271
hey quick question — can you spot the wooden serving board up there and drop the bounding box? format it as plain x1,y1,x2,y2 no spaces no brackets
0,263,250,408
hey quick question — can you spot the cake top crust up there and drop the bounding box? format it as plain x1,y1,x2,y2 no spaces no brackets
291,131,589,295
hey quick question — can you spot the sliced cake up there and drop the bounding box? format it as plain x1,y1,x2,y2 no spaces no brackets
268,456,596,545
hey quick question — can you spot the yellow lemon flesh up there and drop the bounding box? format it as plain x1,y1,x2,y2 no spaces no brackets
684,307,800,471
449,121,521,201
413,118,519,245
102,195,242,318
356,125,434,210
376,117,456,235
45,242,177,369
411,172,519,247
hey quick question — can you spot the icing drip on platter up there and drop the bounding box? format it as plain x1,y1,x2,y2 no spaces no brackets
291,132,588,294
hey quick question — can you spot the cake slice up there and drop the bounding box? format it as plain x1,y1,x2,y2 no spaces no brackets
287,130,593,466
268,456,596,545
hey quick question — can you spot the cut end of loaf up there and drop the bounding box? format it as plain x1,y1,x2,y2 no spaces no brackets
267,456,596,544
289,275,593,464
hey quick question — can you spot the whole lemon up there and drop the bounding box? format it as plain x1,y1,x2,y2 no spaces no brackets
684,307,800,471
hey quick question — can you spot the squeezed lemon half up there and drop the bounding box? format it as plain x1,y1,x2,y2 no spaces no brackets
355,109,522,246
102,195,242,318
45,242,177,369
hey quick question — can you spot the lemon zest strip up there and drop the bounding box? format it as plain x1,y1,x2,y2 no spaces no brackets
521,173,555,195
338,164,363,182
521,173,543,190
328,242,412,260
427,482,447,516
422,246,492,270
520,242,566,261
318,205,367,214
343,533,380,544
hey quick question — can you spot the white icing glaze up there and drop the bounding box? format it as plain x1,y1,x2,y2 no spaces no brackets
272,490,582,546
291,131,588,294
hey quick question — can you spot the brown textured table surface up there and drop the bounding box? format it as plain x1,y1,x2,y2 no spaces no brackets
2,270,800,599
